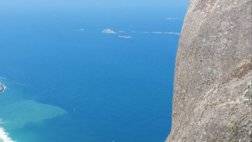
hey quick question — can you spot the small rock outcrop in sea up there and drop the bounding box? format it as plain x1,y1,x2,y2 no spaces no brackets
167,0,252,142
0,83,6,94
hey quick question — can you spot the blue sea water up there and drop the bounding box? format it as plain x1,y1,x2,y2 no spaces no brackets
0,4,187,142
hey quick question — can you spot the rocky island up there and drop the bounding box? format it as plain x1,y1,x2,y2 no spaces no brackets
167,0,252,142
0,83,6,94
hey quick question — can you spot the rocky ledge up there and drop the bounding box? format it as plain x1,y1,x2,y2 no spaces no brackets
167,0,252,142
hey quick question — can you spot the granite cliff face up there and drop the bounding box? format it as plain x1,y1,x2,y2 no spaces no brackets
167,0,252,141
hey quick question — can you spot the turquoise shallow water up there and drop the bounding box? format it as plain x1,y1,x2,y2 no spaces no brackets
0,5,186,142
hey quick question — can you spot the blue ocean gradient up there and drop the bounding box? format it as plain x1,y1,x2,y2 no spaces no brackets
0,2,187,142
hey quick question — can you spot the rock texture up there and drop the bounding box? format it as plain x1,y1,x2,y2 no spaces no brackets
0,83,6,94
167,0,252,142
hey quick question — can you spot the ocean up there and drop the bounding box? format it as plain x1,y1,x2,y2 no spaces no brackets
0,5,186,142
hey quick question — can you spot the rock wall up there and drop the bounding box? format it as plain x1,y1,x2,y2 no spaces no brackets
167,0,252,141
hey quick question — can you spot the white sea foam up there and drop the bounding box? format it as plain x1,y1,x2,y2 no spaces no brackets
151,31,163,34
101,28,180,38
102,28,117,34
118,35,132,39
165,17,178,21
79,28,85,31
0,127,15,142
140,31,180,36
